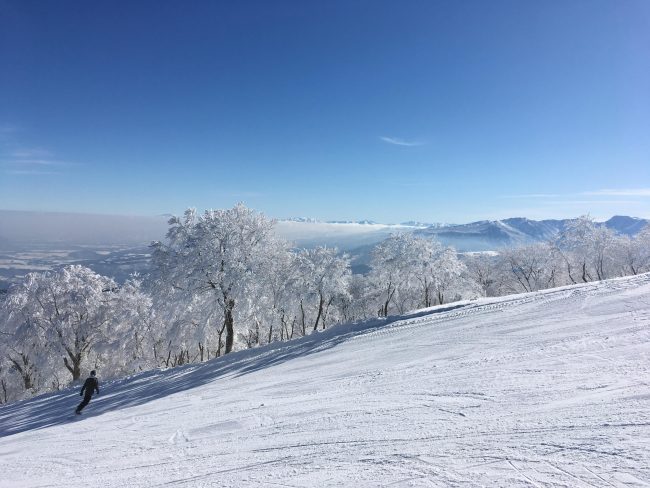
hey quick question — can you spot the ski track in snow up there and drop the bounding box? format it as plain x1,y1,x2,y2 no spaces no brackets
1,275,650,487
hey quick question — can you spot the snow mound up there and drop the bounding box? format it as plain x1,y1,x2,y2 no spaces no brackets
2,274,650,487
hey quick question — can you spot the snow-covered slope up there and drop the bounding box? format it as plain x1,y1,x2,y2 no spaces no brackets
2,275,650,487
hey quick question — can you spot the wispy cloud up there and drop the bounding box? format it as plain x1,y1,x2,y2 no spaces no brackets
1,147,78,175
4,158,73,166
10,148,53,159
500,193,560,199
581,188,650,197
379,136,426,147
540,199,641,206
0,127,77,175
7,169,61,175
502,189,650,199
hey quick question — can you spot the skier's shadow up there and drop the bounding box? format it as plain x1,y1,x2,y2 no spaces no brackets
0,303,468,438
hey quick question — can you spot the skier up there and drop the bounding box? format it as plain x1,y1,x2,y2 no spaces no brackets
75,370,99,415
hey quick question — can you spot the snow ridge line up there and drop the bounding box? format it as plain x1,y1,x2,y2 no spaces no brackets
347,273,650,343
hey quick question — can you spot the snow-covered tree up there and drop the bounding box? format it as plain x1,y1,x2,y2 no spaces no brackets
368,234,471,315
248,240,300,344
369,234,423,316
296,247,351,332
462,253,503,297
421,245,470,305
500,243,561,293
151,204,280,354
556,216,618,283
97,276,159,375
616,225,650,276
2,266,117,383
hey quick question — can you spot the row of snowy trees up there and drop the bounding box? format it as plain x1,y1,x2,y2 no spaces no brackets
464,216,650,296
1,206,649,404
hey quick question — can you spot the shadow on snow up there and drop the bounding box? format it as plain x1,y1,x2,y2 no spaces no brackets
0,303,468,438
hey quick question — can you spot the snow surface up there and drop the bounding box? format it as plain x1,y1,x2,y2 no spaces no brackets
2,275,650,487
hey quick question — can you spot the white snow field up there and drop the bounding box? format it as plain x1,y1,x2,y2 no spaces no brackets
1,276,649,487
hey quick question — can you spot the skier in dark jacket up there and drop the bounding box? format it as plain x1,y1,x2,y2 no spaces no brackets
75,370,99,414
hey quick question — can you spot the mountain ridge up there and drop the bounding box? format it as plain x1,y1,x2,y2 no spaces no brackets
413,215,648,251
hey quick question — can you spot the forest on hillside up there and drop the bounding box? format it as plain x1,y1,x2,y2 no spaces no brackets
1,204,649,404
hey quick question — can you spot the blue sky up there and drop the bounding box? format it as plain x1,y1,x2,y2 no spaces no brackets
1,0,649,223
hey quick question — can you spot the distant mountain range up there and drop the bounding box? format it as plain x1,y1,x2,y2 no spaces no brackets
413,216,649,251
1,210,646,252
0,210,647,287
283,217,448,228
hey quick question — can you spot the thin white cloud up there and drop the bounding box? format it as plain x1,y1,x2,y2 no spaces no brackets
3,159,72,166
1,147,79,170
582,188,650,197
11,148,53,158
6,169,60,175
500,193,560,199
379,136,426,147
1,159,74,177
540,199,641,206
502,189,650,199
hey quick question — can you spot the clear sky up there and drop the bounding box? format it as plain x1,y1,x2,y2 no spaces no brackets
1,0,649,223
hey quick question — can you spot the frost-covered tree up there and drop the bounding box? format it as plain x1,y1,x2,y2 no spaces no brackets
421,245,469,305
98,276,159,375
556,216,618,282
500,243,561,293
339,274,374,323
369,234,423,316
0,301,42,394
368,234,471,315
151,204,279,354
616,225,650,276
462,253,503,297
248,240,300,344
296,247,352,332
590,226,617,280
154,293,226,365
2,266,117,382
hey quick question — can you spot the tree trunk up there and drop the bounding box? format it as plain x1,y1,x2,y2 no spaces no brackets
300,300,306,336
224,298,235,354
165,342,172,367
322,297,334,330
313,294,325,332
9,354,34,391
216,322,225,357
566,261,577,284
382,282,395,317
63,350,82,381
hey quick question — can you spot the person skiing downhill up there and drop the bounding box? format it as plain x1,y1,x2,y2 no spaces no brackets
75,370,99,415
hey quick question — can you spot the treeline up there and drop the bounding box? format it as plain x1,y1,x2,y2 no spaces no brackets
1,205,649,404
